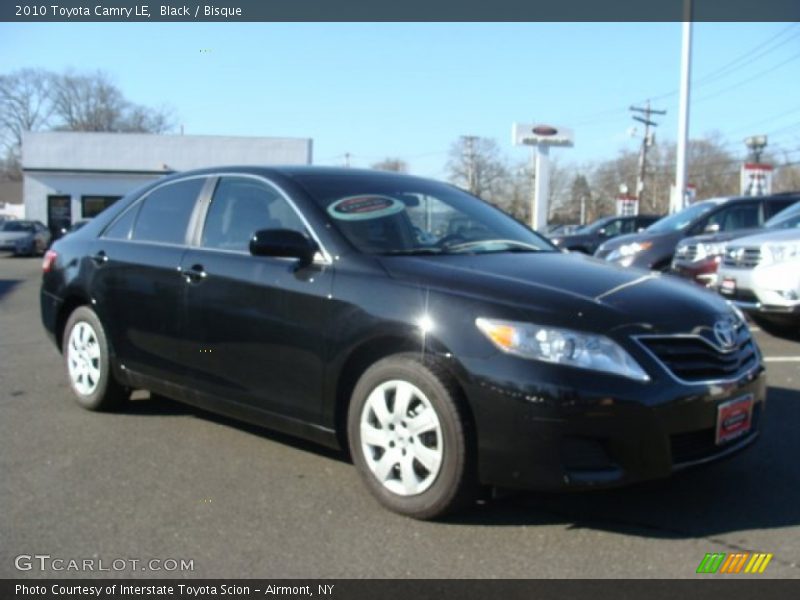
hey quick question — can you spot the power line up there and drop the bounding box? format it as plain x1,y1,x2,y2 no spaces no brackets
692,50,800,104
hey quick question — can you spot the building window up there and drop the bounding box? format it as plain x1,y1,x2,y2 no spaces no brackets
82,195,121,218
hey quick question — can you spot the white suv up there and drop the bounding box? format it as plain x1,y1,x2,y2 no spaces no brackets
717,206,800,331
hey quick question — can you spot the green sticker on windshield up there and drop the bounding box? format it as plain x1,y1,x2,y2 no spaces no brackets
327,195,405,221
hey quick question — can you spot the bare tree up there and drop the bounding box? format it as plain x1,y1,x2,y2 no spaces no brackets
51,70,173,133
370,158,408,173
446,137,509,204
0,69,54,178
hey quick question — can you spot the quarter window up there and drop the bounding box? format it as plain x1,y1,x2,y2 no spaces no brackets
131,179,205,245
201,177,306,252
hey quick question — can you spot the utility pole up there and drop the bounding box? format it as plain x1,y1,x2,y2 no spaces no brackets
461,135,478,194
344,152,351,168
630,101,666,210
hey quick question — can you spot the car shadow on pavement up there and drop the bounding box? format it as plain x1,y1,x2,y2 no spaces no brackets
120,393,349,463
0,279,22,301
450,385,800,538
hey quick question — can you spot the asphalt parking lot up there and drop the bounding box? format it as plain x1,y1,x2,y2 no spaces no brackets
1,255,798,579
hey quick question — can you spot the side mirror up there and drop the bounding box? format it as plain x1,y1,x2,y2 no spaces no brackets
249,229,318,265
704,223,720,234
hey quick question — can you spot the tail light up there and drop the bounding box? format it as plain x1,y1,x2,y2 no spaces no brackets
42,249,58,273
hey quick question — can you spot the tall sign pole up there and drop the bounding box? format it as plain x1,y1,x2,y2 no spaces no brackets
512,123,574,232
674,2,693,213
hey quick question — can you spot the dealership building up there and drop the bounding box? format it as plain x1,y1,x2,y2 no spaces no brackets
21,131,313,235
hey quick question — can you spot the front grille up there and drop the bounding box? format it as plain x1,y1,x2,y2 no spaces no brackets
671,403,761,464
638,328,758,382
723,246,761,268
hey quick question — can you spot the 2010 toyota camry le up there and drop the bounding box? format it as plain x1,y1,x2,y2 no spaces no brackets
40,166,765,519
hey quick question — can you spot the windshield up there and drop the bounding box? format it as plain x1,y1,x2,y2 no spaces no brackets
294,173,556,256
646,201,719,233
1,221,33,233
765,202,800,229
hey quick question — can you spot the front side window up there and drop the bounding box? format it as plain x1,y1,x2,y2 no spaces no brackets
201,177,306,252
131,178,205,245
294,173,555,256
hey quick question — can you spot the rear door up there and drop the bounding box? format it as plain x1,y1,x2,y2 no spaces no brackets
178,175,333,423
90,176,209,385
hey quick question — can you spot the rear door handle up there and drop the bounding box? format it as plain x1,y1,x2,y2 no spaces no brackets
91,251,109,265
179,264,207,283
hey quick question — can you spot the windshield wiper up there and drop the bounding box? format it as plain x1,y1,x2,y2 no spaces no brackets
443,239,545,253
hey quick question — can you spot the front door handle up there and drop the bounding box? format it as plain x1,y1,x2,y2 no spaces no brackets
90,251,109,265
179,264,207,283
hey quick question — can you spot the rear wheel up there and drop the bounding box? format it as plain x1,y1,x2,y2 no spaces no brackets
348,353,476,519
63,306,127,411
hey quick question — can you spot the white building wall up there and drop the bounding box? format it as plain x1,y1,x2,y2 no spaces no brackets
21,131,313,229
24,172,160,223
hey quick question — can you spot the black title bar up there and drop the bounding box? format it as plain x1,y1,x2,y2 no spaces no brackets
3,0,800,22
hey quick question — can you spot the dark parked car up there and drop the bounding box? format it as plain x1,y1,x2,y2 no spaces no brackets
671,193,800,286
551,214,661,254
41,167,765,519
595,194,797,271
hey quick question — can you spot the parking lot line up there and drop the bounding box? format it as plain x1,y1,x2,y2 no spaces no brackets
763,356,800,363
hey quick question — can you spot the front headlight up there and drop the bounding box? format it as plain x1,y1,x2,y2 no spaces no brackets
763,242,800,265
475,318,650,382
608,241,653,261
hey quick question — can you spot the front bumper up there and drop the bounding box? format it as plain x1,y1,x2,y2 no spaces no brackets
718,265,800,316
459,351,766,491
671,257,721,287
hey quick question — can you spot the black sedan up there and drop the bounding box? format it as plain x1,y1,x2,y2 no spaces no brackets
41,167,765,519
550,214,660,254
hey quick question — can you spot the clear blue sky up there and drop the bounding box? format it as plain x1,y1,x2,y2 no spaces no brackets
2,22,799,178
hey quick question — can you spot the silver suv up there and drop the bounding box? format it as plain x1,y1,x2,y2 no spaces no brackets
717,203,800,332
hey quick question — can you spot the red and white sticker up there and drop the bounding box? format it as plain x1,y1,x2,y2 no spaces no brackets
327,195,405,221
716,394,754,445
720,277,736,295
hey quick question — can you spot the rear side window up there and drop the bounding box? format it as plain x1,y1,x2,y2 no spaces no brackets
104,205,138,240
765,198,797,219
201,177,306,252
707,203,761,232
131,178,205,245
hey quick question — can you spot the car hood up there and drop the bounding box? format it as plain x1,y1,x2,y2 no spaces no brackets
0,232,32,242
551,232,594,245
379,251,731,334
728,227,800,247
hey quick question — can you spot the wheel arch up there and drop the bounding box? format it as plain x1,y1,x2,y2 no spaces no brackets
55,292,92,353
330,331,472,453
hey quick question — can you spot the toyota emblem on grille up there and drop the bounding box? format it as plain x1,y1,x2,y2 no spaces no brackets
713,319,737,349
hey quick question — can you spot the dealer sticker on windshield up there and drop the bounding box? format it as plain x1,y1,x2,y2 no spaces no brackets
327,195,405,221
716,394,754,445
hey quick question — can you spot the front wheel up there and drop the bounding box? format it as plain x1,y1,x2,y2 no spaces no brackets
347,353,476,519
63,306,127,411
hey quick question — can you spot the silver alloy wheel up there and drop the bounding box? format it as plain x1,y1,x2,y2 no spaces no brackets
359,379,443,496
66,321,102,396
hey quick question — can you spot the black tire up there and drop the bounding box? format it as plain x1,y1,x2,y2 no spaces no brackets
347,353,476,520
62,306,127,411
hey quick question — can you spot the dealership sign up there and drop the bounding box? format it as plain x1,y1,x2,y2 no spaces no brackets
740,163,773,196
512,123,574,147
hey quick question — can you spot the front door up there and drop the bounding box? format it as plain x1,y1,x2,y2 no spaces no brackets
179,175,333,423
47,195,71,240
